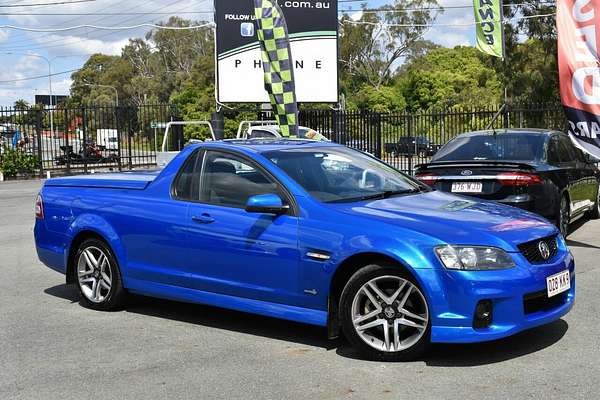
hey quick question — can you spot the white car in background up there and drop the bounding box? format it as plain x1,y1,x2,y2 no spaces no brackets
237,121,323,140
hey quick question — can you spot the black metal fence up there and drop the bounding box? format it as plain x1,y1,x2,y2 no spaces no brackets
249,103,566,174
0,104,178,177
0,103,566,178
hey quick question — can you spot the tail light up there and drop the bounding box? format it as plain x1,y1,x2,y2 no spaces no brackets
35,194,44,219
415,173,438,185
497,172,542,186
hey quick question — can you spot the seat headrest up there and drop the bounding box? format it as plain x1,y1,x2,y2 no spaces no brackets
208,161,236,175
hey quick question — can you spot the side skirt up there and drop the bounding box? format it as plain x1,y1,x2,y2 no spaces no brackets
126,278,328,327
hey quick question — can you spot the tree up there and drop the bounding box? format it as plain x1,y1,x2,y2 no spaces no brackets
486,0,559,104
69,54,133,105
397,46,503,110
14,99,29,111
339,0,442,90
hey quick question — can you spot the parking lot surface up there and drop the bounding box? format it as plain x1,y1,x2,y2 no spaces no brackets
1,180,599,400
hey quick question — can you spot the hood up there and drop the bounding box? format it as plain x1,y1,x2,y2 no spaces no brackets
328,190,557,251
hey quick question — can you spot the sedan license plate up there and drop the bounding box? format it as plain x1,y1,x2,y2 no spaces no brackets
451,182,483,193
547,270,571,298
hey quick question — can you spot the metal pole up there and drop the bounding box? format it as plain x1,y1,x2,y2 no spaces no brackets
48,60,54,136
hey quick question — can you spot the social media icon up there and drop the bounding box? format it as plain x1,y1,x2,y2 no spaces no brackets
241,22,255,37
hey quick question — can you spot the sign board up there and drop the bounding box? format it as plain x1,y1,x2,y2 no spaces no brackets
215,0,338,103
150,122,169,129
35,95,68,106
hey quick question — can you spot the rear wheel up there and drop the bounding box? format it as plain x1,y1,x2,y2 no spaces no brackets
75,238,126,310
340,264,430,362
557,195,570,238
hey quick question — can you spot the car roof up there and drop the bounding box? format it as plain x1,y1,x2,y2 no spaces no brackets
192,139,342,153
457,128,559,138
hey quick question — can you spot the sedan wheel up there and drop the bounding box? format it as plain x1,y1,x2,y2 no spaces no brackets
341,265,430,361
75,239,126,310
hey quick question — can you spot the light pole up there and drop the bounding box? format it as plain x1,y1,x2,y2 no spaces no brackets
3,53,84,135
4,52,53,133
81,82,119,106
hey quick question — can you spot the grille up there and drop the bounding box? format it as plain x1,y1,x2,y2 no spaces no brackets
523,290,568,315
517,235,558,264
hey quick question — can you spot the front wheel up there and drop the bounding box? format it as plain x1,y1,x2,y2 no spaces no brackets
75,238,126,310
340,264,430,362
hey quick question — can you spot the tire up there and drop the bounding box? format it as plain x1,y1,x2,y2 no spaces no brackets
557,195,570,238
340,263,430,362
587,183,600,220
74,238,127,311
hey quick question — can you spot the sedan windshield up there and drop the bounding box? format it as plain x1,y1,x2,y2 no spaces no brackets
264,146,424,203
432,133,546,162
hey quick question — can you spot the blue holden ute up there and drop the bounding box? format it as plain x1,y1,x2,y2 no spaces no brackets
34,140,575,361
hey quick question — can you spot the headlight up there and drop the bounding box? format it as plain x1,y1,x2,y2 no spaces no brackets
435,245,515,270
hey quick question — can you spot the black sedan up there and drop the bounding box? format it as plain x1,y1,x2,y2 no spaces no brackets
414,129,600,236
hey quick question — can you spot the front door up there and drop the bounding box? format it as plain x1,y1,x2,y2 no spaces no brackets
185,149,303,306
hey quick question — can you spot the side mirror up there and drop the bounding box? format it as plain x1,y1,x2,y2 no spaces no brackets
245,194,289,215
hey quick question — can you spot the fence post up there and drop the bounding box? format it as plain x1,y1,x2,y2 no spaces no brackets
375,113,382,159
64,107,71,175
407,114,413,175
81,107,88,174
115,106,123,172
125,109,133,171
35,110,44,179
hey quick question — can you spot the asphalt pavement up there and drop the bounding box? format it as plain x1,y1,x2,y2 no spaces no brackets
1,179,599,400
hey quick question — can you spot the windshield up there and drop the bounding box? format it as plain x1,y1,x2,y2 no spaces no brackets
433,133,545,162
264,146,424,203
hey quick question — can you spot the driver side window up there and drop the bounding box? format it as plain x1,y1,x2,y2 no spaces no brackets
200,150,284,208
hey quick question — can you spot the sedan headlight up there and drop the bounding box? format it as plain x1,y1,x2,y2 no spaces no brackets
435,245,515,270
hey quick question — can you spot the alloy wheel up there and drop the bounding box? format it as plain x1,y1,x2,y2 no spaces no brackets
77,246,112,303
351,275,429,353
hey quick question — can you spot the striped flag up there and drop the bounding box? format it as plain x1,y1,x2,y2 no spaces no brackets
254,0,299,138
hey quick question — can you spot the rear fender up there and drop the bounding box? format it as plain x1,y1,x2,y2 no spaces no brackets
66,213,128,282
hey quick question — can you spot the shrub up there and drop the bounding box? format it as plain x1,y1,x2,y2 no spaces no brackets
0,149,39,177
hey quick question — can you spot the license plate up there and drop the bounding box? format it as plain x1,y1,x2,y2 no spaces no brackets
547,270,571,298
451,182,483,193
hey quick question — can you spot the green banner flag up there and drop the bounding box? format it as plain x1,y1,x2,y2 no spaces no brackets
473,0,505,59
254,0,299,138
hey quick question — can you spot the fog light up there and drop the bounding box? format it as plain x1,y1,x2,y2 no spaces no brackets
473,300,493,329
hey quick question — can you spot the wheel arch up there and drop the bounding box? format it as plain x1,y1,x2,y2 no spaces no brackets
326,251,422,339
65,216,124,285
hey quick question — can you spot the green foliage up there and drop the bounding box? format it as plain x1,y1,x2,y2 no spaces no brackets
0,149,38,177
397,46,503,111
351,84,406,112
61,12,560,124
339,0,442,90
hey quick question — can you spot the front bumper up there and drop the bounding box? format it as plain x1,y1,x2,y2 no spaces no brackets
420,250,575,344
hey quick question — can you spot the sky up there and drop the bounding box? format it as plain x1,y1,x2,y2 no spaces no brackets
0,0,476,106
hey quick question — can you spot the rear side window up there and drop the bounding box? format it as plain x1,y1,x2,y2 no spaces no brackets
200,150,282,208
173,151,200,201
558,136,577,163
547,137,561,165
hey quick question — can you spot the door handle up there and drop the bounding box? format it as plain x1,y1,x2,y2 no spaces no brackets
192,214,215,224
